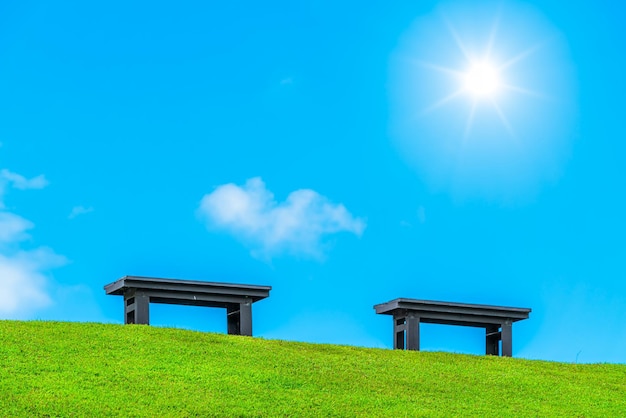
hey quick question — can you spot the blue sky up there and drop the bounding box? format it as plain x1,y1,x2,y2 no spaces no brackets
1,0,625,363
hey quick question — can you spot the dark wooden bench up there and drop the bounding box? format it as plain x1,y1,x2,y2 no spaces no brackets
104,276,271,336
374,298,531,357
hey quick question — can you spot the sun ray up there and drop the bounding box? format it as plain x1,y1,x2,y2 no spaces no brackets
443,16,472,62
498,42,543,71
490,99,514,137
484,7,502,59
413,60,466,78
421,89,466,115
501,83,551,100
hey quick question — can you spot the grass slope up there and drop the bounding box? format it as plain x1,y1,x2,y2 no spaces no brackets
1,321,625,417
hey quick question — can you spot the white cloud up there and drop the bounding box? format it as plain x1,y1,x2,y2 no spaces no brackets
0,212,33,243
1,169,48,190
0,248,65,318
197,177,365,257
0,169,48,210
0,167,64,319
68,205,94,219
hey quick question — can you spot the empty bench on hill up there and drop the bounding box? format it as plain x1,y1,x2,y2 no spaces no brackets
374,298,531,357
104,276,271,336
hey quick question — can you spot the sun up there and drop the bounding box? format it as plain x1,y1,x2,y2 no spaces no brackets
464,62,501,97
416,16,542,138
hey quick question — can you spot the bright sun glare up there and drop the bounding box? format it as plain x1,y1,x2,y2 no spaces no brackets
418,15,542,137
465,62,500,97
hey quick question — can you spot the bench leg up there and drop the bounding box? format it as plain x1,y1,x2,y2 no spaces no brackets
501,320,513,357
239,302,252,336
486,325,500,356
227,301,253,336
124,290,150,325
406,314,420,351
393,316,405,349
393,314,420,350
227,304,240,335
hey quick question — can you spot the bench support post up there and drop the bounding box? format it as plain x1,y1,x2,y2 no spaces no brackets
393,315,405,349
227,301,253,336
501,320,513,357
484,321,513,357
406,313,420,351
124,290,150,325
239,301,252,336
485,325,500,355
393,313,420,351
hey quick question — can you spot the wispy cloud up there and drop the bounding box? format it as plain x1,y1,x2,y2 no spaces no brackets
0,212,33,243
0,249,66,317
0,168,65,318
197,177,365,258
0,169,49,210
68,206,94,219
1,169,48,190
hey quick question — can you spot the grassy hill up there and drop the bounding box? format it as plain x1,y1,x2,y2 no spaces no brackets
0,321,625,417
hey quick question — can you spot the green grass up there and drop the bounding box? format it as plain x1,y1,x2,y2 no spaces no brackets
0,321,625,417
